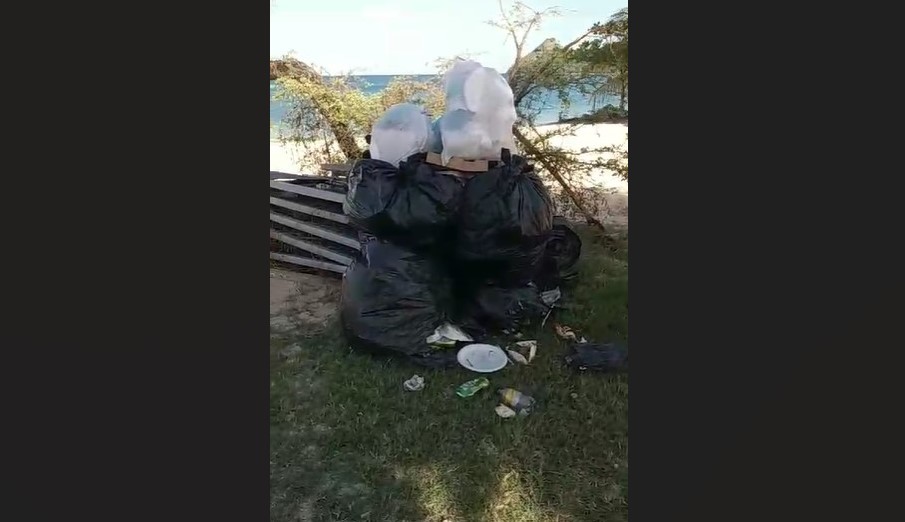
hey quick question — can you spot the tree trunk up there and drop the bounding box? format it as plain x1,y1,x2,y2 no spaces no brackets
271,58,363,161
619,79,627,111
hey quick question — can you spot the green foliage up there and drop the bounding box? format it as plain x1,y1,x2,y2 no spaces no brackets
572,8,628,110
274,65,445,169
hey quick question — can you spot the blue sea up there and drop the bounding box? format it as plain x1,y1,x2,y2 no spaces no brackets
270,75,620,139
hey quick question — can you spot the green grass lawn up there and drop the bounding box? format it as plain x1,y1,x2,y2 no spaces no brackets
270,228,628,521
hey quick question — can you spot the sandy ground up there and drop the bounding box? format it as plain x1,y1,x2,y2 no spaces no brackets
270,141,309,175
536,122,628,228
270,268,340,332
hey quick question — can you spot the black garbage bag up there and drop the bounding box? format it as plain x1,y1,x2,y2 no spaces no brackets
565,342,629,372
343,155,465,250
457,151,554,286
343,158,400,237
340,239,458,367
385,154,465,250
536,216,582,289
459,284,550,334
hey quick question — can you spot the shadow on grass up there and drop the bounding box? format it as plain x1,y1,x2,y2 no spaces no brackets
270,226,628,521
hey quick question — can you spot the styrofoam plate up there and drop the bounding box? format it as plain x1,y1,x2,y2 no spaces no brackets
457,343,508,373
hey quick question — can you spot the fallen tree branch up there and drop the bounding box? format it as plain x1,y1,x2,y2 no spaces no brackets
513,126,607,234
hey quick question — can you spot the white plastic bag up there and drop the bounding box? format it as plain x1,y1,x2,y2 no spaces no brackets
427,117,443,153
439,60,517,163
369,103,432,166
439,109,495,165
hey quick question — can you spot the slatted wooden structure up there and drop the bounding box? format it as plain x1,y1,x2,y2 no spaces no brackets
271,162,580,278
269,169,357,275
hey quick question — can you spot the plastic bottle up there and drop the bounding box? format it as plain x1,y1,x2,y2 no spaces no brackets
498,388,536,413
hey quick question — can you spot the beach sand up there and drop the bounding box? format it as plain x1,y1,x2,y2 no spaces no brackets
536,122,628,228
270,140,309,175
270,122,628,227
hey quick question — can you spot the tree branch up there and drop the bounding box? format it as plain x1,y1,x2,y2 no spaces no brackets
513,126,607,233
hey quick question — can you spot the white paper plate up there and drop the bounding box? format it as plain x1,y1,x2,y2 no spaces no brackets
457,343,508,373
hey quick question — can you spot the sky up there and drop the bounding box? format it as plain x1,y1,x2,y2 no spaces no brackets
270,0,627,75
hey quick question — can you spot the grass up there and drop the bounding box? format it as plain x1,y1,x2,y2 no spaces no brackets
270,227,628,521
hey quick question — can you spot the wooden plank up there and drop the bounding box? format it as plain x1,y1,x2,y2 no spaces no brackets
270,229,353,266
270,180,345,203
270,171,333,182
270,212,360,249
269,196,349,224
320,163,352,173
270,252,347,274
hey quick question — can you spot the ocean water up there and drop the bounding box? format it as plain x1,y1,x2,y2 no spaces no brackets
270,75,620,139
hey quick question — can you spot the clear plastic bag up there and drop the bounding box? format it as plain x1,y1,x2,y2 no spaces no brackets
369,103,432,166
439,60,517,162
438,109,495,165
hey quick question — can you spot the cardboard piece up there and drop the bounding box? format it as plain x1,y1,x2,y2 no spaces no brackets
425,152,494,173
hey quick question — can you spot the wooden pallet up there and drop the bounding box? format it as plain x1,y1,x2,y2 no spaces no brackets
269,170,356,275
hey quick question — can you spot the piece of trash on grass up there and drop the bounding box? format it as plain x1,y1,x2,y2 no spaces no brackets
403,374,425,392
426,322,473,348
456,377,490,398
494,404,517,418
555,323,578,341
507,340,538,365
565,342,628,372
579,336,588,344
457,344,508,373
506,350,529,365
515,340,537,361
498,388,536,415
540,287,562,307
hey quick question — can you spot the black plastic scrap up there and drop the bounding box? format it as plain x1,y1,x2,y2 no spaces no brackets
564,342,629,372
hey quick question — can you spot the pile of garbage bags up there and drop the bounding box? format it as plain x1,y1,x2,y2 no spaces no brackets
340,61,580,367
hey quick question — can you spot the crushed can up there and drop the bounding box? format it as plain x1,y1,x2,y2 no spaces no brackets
456,377,490,398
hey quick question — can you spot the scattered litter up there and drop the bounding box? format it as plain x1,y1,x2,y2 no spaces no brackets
570,392,579,399
555,324,578,341
565,342,628,372
540,287,562,307
579,336,588,344
403,374,425,392
456,377,490,398
506,340,537,365
506,350,529,365
457,343,508,373
494,404,517,418
498,388,536,415
426,322,473,347
515,340,537,360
